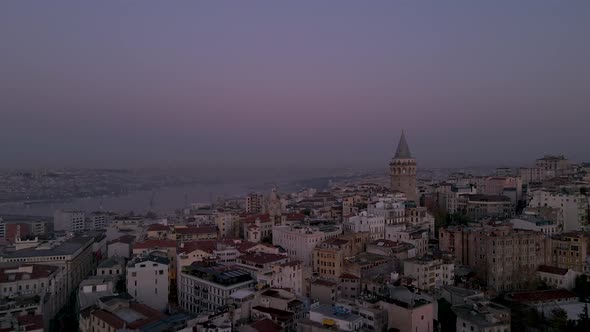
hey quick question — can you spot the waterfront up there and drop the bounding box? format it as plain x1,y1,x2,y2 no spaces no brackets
0,174,339,217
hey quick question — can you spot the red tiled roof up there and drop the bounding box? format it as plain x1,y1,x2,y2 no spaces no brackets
537,265,569,276
147,224,170,232
174,226,218,235
339,273,360,280
285,213,305,221
242,214,271,224
178,239,259,254
178,240,217,254
311,279,337,287
508,289,577,303
249,318,282,332
0,264,59,282
239,252,288,265
108,234,136,245
133,239,177,250
127,303,166,329
93,309,125,329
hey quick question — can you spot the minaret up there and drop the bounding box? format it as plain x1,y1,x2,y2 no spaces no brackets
389,131,418,201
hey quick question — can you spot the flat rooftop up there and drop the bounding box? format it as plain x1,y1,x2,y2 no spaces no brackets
1,235,94,258
312,304,363,323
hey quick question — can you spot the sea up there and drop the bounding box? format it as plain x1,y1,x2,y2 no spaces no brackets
0,175,337,217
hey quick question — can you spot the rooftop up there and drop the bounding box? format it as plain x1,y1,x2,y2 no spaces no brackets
146,224,170,232
537,265,569,276
311,304,363,323
345,252,391,266
239,252,288,265
506,289,577,303
182,263,253,286
1,235,94,258
0,264,59,282
109,234,136,245
453,302,510,327
394,131,412,159
248,318,282,332
97,256,126,269
252,306,294,322
133,239,177,250
174,225,218,235
128,254,169,267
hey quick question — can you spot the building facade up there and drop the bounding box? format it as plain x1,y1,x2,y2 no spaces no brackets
126,254,170,311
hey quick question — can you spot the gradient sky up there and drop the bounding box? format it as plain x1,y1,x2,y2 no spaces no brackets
1,1,589,169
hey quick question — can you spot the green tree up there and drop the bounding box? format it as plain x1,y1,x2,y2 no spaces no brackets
549,308,568,331
115,278,126,293
574,274,590,302
575,304,590,332
437,298,456,332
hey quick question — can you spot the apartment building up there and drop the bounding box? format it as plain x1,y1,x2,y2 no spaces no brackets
272,225,342,265
529,190,589,231
0,235,96,297
0,264,66,330
385,224,429,257
246,193,265,214
343,211,385,241
53,210,85,232
439,223,546,292
126,254,169,311
178,263,255,314
545,231,590,273
403,256,455,291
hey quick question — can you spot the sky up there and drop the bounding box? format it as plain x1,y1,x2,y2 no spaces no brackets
1,1,589,169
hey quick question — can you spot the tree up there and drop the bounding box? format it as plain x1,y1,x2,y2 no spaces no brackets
575,304,590,332
115,278,126,293
574,274,590,302
549,308,568,331
437,298,456,332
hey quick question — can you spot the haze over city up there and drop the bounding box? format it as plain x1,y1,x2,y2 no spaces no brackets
1,1,589,169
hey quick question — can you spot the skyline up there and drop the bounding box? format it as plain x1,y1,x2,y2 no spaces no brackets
1,1,590,169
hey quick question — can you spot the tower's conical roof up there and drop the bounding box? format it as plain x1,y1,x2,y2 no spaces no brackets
394,131,412,159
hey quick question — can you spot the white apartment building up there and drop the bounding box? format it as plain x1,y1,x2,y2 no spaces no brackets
403,256,455,291
126,254,169,311
86,212,114,230
178,263,255,314
255,261,304,296
529,190,589,231
53,210,85,232
0,264,66,330
272,225,342,265
367,198,406,225
344,212,385,241
385,224,429,257
537,265,578,290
